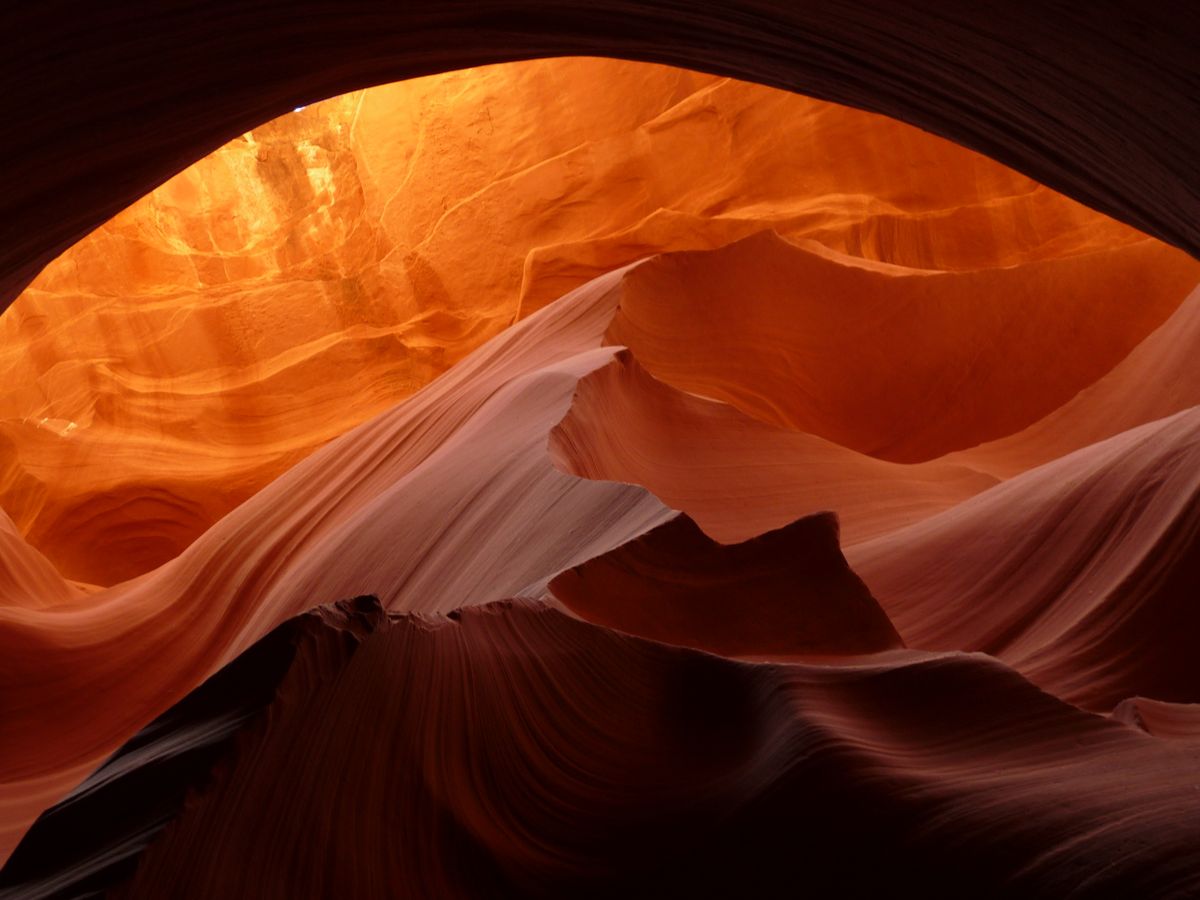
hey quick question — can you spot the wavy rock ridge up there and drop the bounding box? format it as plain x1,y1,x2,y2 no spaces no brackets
2,50,1200,896
4,57,1187,586
7,598,1200,899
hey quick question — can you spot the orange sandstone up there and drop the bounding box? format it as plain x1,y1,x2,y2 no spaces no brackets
2,57,1186,585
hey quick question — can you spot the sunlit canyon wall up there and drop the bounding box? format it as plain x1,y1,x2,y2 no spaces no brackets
2,56,1199,898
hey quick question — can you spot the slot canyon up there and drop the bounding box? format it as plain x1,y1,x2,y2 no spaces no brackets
2,6,1200,899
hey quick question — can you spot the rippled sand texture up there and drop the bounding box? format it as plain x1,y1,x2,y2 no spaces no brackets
2,55,1200,897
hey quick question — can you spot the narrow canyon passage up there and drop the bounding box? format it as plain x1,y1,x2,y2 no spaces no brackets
2,54,1199,899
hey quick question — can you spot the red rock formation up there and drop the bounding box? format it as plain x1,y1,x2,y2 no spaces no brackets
2,2,1197,313
5,219,1198,872
550,349,995,545
7,598,1200,899
847,407,1200,711
549,512,902,657
607,231,1199,461
0,269,672,859
1111,697,1200,742
0,510,83,610
1,24,1199,894
7,57,1173,587
944,284,1200,479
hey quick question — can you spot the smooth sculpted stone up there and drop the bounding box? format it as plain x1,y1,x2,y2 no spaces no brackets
5,56,1193,585
5,598,1200,898
549,512,903,657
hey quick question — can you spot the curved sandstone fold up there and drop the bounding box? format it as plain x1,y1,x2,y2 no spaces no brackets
2,2,1198,313
849,407,1200,711
6,56,1179,586
1,26,1199,894
549,512,903,657
3,229,1198,859
5,598,1200,898
947,283,1200,479
0,268,674,860
1111,698,1200,742
0,597,387,900
0,510,83,610
608,231,1200,462
550,349,997,545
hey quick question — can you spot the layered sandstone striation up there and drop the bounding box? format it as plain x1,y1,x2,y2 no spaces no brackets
3,57,1188,585
3,2,1197,311
2,51,1200,894
549,512,902,657
6,598,1200,899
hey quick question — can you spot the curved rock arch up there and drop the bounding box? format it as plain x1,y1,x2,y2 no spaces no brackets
2,1,1197,308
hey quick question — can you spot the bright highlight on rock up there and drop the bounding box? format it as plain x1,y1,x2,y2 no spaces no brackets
1,51,1198,899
